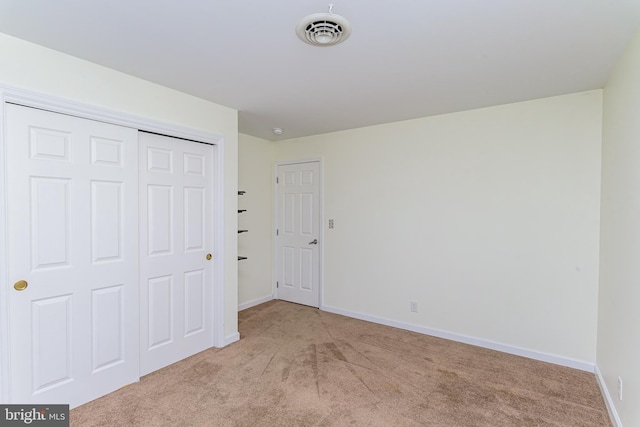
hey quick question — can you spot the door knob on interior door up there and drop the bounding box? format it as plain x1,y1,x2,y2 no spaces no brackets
308,239,318,245
14,280,28,291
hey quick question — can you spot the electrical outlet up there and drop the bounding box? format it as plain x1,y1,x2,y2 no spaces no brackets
410,301,418,313
618,376,623,401
328,219,334,229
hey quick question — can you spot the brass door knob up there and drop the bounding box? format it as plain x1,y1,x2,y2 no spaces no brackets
206,254,212,260
14,280,28,291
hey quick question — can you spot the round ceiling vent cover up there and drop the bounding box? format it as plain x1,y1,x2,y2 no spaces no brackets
296,7,352,47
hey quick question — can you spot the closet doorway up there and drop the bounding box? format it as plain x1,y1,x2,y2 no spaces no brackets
2,96,223,408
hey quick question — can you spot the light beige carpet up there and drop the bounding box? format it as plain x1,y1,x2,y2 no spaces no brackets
71,300,611,426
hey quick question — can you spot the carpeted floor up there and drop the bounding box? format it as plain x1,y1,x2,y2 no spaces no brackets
71,300,612,426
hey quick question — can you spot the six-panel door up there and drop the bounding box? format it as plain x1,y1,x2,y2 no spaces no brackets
276,162,321,307
6,104,140,408
138,132,215,376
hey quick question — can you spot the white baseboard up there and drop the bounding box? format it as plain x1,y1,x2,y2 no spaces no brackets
321,305,595,373
595,365,623,427
222,332,240,347
238,295,273,311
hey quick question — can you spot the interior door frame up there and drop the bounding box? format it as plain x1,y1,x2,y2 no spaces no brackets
0,85,227,403
273,158,324,308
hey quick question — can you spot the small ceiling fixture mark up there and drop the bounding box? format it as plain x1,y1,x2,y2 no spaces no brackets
296,4,352,47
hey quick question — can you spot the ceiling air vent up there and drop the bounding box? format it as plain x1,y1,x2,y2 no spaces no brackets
296,4,352,47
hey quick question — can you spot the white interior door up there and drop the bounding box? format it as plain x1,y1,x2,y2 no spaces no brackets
276,161,321,307
139,132,215,376
5,104,139,408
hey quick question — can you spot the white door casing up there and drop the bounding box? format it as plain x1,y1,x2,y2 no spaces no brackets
139,132,215,376
275,161,321,308
5,104,139,407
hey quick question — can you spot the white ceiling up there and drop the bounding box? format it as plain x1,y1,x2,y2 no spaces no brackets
0,0,639,141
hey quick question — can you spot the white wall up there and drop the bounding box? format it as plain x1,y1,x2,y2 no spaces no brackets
274,91,603,363
238,133,275,309
0,33,239,340
598,28,640,427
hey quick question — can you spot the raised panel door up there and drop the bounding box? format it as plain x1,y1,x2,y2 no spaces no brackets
139,132,214,375
276,162,321,307
6,104,139,408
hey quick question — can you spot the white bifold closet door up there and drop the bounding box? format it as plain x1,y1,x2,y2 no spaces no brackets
138,132,215,376
5,104,139,408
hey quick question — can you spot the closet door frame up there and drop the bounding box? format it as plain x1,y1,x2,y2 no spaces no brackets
0,85,227,404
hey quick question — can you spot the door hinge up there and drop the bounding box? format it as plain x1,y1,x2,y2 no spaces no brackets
276,281,279,288
276,229,279,236
276,177,279,184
